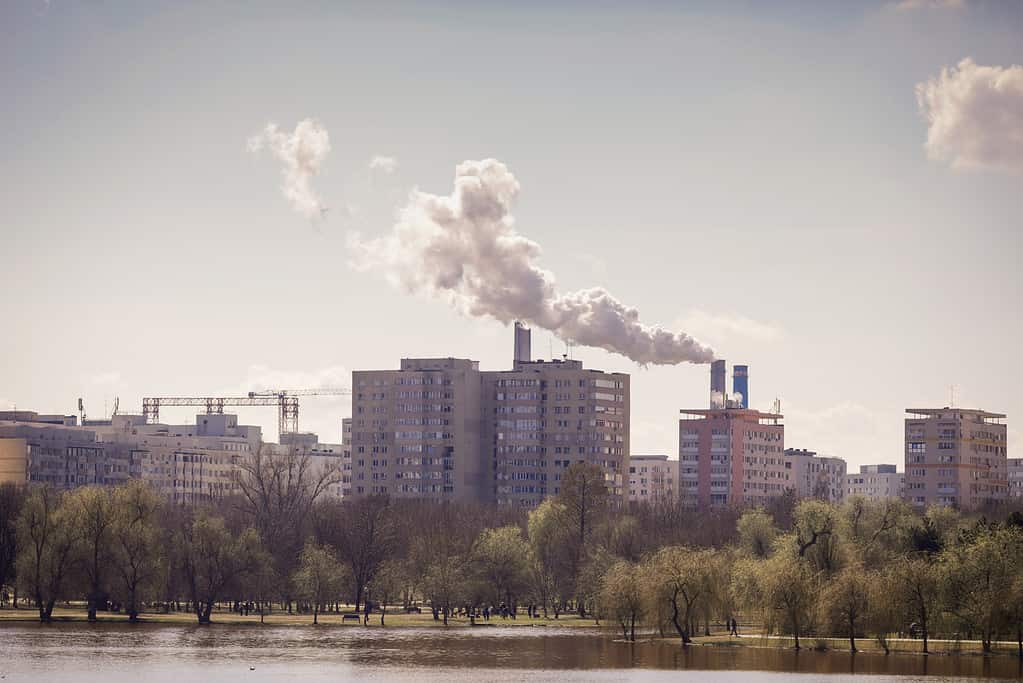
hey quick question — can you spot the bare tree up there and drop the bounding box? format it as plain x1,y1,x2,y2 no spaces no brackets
315,495,395,611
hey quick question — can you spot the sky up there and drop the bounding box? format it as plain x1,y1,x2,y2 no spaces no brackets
1,0,1020,469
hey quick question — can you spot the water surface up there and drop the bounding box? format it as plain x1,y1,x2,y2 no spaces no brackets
2,623,1021,681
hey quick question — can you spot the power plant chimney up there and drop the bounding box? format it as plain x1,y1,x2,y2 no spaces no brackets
733,364,749,409
513,322,532,367
710,359,726,408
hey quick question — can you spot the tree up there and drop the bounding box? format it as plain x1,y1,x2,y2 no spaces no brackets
642,546,714,645
942,526,1020,653
64,486,115,621
236,445,341,607
423,554,465,626
792,500,840,575
371,559,405,626
292,542,344,625
472,525,529,613
737,508,777,558
823,564,870,652
749,552,816,650
316,496,395,610
866,567,901,654
175,512,267,624
16,487,78,622
557,463,609,616
0,483,25,606
599,559,643,641
109,481,166,622
889,555,941,654
526,499,572,618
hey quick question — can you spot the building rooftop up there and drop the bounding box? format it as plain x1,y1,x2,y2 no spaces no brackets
905,408,1006,420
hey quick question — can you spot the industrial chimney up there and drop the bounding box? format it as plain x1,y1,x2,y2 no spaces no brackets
513,321,532,367
733,365,749,409
710,359,726,408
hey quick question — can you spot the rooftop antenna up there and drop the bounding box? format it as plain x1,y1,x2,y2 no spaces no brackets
77,397,86,425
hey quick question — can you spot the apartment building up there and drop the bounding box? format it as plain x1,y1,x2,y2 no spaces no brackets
1009,457,1023,499
348,325,630,507
350,357,486,502
628,454,678,504
904,408,1008,510
786,449,847,504
845,464,904,500
679,407,786,507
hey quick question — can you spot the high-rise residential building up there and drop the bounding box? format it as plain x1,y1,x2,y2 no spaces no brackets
628,454,678,504
1008,458,1023,499
348,325,630,507
679,408,786,507
340,417,353,497
845,464,904,501
350,357,485,502
904,408,1008,510
785,449,847,503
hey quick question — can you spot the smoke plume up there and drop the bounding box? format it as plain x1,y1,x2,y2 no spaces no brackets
249,119,331,218
351,159,714,365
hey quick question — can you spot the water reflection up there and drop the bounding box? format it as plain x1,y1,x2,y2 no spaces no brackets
2,623,1021,681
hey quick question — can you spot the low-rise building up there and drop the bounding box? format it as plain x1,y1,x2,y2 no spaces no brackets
628,454,678,504
786,449,847,503
845,464,904,500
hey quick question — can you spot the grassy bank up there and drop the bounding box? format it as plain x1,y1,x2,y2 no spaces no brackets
0,605,600,628
689,632,1023,658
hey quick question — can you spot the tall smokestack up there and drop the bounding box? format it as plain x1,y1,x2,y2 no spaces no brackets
514,321,531,366
733,364,749,409
710,359,726,408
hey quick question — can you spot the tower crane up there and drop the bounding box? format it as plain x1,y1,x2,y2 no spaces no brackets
141,388,351,435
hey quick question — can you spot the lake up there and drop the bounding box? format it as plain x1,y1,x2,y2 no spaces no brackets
2,623,1022,681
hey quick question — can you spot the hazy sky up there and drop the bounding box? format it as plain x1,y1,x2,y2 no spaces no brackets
2,1,1020,469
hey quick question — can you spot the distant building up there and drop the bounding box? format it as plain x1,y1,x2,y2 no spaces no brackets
845,464,904,501
1009,457,1023,499
904,408,1008,510
629,455,678,503
679,407,786,507
786,449,847,503
348,324,630,507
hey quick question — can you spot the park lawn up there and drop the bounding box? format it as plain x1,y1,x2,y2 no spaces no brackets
0,606,601,629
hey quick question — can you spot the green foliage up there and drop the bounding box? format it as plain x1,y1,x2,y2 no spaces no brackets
736,508,777,558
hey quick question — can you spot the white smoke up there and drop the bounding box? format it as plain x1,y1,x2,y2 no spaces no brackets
916,58,1023,172
350,159,715,365
248,119,332,218
369,155,398,174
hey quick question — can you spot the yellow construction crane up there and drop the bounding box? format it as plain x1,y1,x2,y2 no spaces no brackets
141,388,350,435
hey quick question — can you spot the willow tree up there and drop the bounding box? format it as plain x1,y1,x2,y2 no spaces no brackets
16,487,77,622
642,546,714,645
109,480,166,622
64,486,115,621
598,559,643,641
292,542,345,625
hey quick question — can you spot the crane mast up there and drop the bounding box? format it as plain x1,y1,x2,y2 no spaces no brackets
141,388,350,435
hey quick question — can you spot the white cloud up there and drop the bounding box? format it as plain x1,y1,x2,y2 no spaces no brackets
916,58,1023,172
889,0,965,10
248,119,332,218
678,310,783,344
349,158,715,366
369,155,398,174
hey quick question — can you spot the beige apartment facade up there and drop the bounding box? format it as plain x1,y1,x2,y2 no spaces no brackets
786,449,847,504
628,454,677,504
845,464,904,500
904,408,1007,510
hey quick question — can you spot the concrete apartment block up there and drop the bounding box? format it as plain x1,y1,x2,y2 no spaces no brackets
845,464,904,500
786,448,847,504
904,408,1008,510
628,454,678,504
679,407,786,507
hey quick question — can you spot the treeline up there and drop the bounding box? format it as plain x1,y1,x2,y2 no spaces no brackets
3,458,1023,657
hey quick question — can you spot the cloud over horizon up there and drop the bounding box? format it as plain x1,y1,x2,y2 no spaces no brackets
249,119,332,218
889,0,965,10
369,155,398,174
350,159,715,366
916,58,1023,172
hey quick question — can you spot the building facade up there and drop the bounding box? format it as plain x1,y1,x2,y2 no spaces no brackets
1009,457,1023,499
904,408,1008,509
679,407,786,507
845,464,904,501
786,449,847,504
628,454,678,504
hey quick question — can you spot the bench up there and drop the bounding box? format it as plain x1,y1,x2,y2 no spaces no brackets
342,613,362,623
